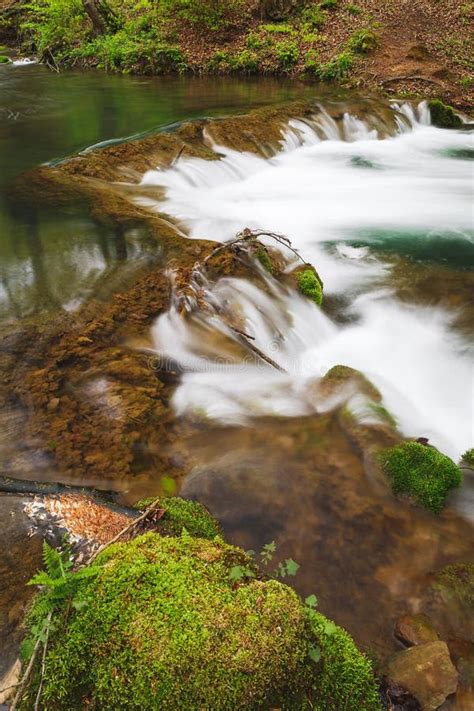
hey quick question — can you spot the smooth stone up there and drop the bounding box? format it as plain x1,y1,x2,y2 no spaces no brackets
388,641,458,711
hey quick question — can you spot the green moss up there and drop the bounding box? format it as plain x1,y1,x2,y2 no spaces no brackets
461,447,474,466
0,55,11,63
380,441,462,513
297,268,323,306
308,611,381,711
255,246,273,273
31,534,310,710
23,533,380,710
428,99,463,128
347,28,379,54
134,496,222,539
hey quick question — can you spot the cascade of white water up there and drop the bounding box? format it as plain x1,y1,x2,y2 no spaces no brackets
141,101,473,459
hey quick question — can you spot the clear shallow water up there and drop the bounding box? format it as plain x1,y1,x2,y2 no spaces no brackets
141,103,474,461
0,64,314,321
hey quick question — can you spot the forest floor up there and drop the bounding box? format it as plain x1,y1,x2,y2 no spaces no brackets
0,0,472,110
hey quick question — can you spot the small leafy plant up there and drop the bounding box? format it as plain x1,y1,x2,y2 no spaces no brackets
228,540,300,584
275,39,300,68
21,540,98,660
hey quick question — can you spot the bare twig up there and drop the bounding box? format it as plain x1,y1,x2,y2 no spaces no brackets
34,611,53,711
10,636,42,711
87,499,165,564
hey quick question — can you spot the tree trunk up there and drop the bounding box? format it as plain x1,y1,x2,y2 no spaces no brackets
83,0,110,36
257,0,300,21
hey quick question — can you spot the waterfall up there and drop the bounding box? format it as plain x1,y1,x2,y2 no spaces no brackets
139,101,473,460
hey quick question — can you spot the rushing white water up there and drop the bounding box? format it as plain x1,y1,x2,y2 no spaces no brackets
141,101,474,460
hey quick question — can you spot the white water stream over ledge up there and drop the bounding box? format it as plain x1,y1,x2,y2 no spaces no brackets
138,102,473,461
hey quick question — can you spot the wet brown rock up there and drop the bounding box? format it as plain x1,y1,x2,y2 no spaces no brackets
395,614,440,647
387,641,458,711
421,564,474,643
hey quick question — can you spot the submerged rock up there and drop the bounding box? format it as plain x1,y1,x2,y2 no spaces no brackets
387,641,458,711
427,100,462,129
395,614,439,648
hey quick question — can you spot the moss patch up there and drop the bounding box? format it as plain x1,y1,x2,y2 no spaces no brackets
308,611,381,711
30,533,309,710
23,532,380,710
134,496,222,539
428,99,463,128
297,268,323,306
380,441,462,513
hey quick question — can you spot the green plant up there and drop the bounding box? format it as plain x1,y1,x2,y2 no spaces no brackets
316,51,353,80
134,496,222,538
0,55,11,63
231,49,260,73
301,6,327,29
160,0,244,30
304,48,320,73
262,22,294,34
246,31,264,50
462,448,474,466
380,441,462,513
347,4,362,15
275,39,300,68
20,0,90,57
297,268,323,305
320,0,338,9
21,540,98,660
229,540,300,584
347,28,379,54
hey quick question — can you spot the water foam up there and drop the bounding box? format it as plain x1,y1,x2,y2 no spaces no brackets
144,101,473,459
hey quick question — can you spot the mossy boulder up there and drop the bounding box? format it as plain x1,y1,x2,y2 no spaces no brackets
134,496,222,539
380,441,462,513
295,265,323,306
428,99,462,129
0,55,12,63
308,612,381,710
26,532,380,710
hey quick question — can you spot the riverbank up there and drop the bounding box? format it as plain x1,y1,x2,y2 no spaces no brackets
1,0,473,110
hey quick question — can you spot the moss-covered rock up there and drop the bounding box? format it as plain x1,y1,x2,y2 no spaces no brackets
134,496,222,539
0,55,12,63
25,532,380,710
380,441,462,513
297,267,323,306
428,99,462,129
308,612,381,710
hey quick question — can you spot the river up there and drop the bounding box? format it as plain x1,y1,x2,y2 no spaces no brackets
1,61,473,680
